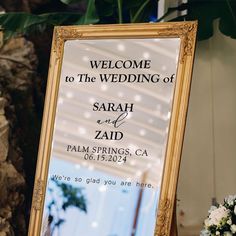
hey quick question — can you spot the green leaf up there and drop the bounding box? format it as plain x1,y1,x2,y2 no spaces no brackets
76,0,99,24
0,12,85,40
130,0,150,23
60,0,84,4
0,13,44,39
130,0,153,23
96,1,115,17
124,0,147,10
117,0,123,23
40,12,83,25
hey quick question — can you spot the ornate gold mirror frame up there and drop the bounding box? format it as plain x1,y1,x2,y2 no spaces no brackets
28,22,197,236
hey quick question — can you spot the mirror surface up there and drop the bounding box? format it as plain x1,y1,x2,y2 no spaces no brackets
41,38,180,236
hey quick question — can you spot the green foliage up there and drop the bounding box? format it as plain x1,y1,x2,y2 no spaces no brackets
0,0,99,40
0,1,236,45
0,12,86,40
60,0,83,4
0,0,156,40
95,0,156,24
129,0,151,23
77,0,99,24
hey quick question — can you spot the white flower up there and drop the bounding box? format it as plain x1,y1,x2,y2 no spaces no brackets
200,229,210,236
224,232,232,236
204,219,210,227
208,206,217,214
231,224,236,233
225,195,236,206
227,219,232,225
208,205,230,226
234,205,236,215
216,231,220,235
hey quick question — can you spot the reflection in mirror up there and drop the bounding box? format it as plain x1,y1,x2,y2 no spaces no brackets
41,38,180,236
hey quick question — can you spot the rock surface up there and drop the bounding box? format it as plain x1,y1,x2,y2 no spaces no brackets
0,36,42,236
0,97,25,236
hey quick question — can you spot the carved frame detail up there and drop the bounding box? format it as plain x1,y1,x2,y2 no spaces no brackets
53,22,197,64
32,179,45,211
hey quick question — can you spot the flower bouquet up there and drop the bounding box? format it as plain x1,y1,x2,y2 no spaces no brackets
201,195,236,236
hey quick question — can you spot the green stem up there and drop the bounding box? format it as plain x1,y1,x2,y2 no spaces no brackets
132,0,149,23
117,0,123,23
84,0,93,24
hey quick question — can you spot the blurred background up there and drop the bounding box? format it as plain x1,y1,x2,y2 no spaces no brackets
0,0,236,235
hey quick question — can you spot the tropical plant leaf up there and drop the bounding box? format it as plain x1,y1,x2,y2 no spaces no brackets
129,0,157,23
95,0,115,18
117,0,123,23
95,0,118,24
1,1,236,41
0,12,84,40
40,12,82,25
0,13,44,39
124,0,146,10
0,9,98,40
76,0,99,24
60,0,84,4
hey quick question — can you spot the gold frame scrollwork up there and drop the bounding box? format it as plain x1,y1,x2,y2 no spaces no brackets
32,179,45,211
28,22,197,236
155,199,171,236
